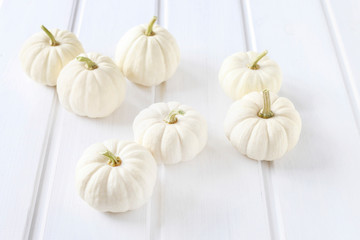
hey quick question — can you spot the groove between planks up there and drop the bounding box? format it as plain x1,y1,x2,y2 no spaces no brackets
22,0,343,238
320,0,360,133
147,0,165,239
27,0,81,239
240,0,285,239
24,93,59,240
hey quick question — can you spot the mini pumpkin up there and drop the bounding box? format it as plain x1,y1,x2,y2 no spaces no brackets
115,16,180,87
133,102,207,164
224,89,301,161
219,50,282,100
76,140,157,212
57,52,126,118
20,25,84,86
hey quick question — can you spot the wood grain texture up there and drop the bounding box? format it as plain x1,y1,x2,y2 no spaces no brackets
247,0,360,239
0,0,360,239
37,0,158,239
322,0,360,128
0,0,75,239
151,0,271,239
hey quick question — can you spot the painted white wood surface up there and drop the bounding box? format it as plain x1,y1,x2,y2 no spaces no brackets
153,0,270,239
0,0,359,239
323,0,360,127
36,0,156,239
0,1,75,239
246,0,360,239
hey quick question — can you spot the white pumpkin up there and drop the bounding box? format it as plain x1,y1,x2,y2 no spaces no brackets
20,25,84,86
133,102,207,164
224,90,301,161
76,140,157,212
115,16,180,87
219,50,282,100
57,52,126,118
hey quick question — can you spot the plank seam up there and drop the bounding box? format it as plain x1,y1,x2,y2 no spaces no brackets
320,0,360,133
240,0,285,239
23,92,59,240
147,0,165,239
26,1,81,239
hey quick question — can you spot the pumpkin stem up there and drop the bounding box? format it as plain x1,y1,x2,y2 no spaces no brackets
248,50,268,70
258,89,274,119
164,109,185,124
76,56,98,70
101,150,122,167
41,25,59,46
145,16,157,36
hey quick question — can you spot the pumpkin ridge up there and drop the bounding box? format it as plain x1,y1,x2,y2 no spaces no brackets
223,69,246,98
264,121,272,159
225,64,248,78
259,68,277,91
41,48,52,84
82,165,109,204
57,65,83,110
121,34,145,74
124,166,147,204
234,70,252,99
118,142,147,159
99,167,112,210
230,118,259,151
226,117,259,140
53,45,66,70
261,121,270,160
105,169,120,210
107,168,130,209
273,120,290,152
144,123,166,162
121,156,151,165
105,65,126,100
149,102,169,117
154,34,179,74
130,37,149,81
175,124,199,161
46,49,59,85
143,37,153,84
93,67,117,115
118,167,144,210
175,115,205,134
116,168,131,211
67,70,88,114
160,124,175,163
29,48,47,80
77,163,104,198
247,120,268,160
140,121,164,138
116,27,144,63
274,115,299,127
83,70,97,116
153,37,168,80
135,118,163,136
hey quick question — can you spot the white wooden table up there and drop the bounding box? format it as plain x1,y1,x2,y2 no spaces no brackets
1,0,360,239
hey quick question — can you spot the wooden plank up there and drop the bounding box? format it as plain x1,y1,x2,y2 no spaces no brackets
150,0,271,239
0,0,75,239
39,0,157,239
246,0,360,239
322,0,360,127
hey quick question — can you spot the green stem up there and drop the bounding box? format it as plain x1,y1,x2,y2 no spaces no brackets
249,50,268,70
145,16,158,36
76,56,98,70
258,89,274,119
41,25,59,46
164,109,185,124
101,150,122,167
